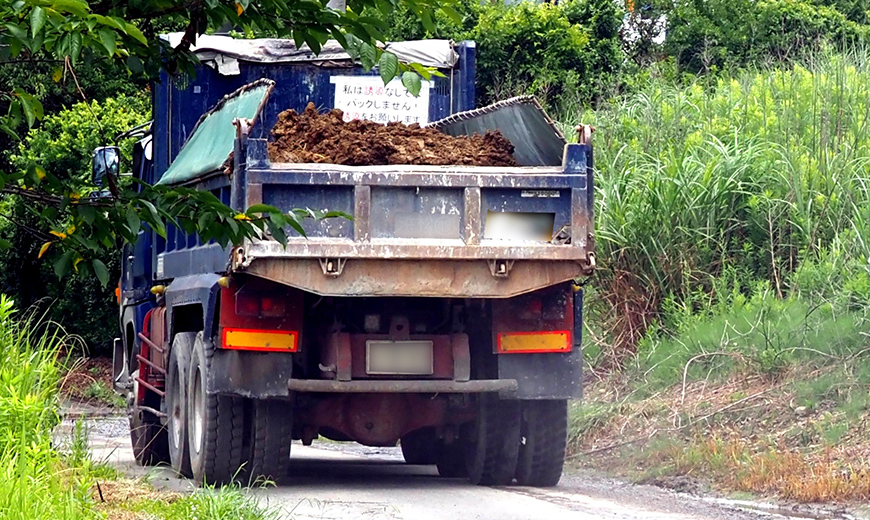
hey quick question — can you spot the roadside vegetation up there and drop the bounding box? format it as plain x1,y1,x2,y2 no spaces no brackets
564,51,870,501
0,293,273,519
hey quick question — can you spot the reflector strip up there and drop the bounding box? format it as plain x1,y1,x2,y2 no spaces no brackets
496,330,571,354
222,328,298,352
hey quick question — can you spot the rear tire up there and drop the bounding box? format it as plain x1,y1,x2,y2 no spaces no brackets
435,439,467,478
167,333,194,477
401,428,437,465
129,370,170,466
515,400,568,487
187,332,246,486
465,395,521,486
247,399,293,483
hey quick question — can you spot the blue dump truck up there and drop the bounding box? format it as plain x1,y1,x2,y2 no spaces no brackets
105,34,595,487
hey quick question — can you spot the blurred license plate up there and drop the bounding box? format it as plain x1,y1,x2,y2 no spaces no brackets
366,340,434,375
484,211,555,241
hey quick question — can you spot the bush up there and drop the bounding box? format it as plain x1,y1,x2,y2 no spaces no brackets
0,94,150,354
665,0,870,72
471,0,623,107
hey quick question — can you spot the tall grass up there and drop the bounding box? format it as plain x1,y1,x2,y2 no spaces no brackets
563,50,870,361
0,295,98,519
0,295,274,519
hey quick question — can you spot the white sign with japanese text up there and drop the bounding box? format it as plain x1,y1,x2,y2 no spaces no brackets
330,76,431,125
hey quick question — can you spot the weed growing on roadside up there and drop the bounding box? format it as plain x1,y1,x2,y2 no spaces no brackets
83,380,127,408
135,484,278,520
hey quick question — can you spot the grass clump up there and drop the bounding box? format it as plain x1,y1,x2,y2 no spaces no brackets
636,286,870,388
0,294,98,519
137,485,277,520
0,294,276,519
82,380,127,408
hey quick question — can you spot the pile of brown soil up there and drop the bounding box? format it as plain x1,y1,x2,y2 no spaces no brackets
267,103,517,166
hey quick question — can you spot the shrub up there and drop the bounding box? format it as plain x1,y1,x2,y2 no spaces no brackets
0,94,150,354
471,0,623,107
665,0,870,72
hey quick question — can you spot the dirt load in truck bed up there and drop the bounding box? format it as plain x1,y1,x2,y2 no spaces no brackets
267,103,517,167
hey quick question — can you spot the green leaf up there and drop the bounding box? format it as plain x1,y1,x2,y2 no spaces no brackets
123,22,148,45
51,0,90,18
246,203,283,215
0,239,12,250
379,51,399,84
77,205,96,224
140,200,166,238
99,28,116,56
440,4,462,24
283,213,307,237
30,6,46,38
401,71,422,97
5,23,27,41
409,62,432,81
70,31,83,62
420,10,436,33
359,42,377,70
126,207,140,236
197,212,212,234
92,259,109,286
126,55,144,74
16,93,37,128
322,210,355,220
54,250,76,279
92,14,123,31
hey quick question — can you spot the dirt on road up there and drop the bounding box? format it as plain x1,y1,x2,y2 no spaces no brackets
267,103,517,167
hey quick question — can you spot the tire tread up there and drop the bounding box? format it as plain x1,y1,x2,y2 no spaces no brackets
248,399,293,483
191,333,247,485
515,400,568,487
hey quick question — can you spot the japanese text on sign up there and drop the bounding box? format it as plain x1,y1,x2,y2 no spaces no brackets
330,76,431,125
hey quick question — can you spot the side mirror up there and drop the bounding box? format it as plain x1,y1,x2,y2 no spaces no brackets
92,146,120,186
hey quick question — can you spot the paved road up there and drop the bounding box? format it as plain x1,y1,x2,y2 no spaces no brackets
74,417,852,520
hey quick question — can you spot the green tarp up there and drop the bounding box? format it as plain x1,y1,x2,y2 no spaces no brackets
157,80,273,185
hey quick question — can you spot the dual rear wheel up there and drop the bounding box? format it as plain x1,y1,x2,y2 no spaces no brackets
401,396,569,487
163,332,292,485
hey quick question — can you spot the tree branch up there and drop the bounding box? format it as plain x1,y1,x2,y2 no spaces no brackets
0,212,54,242
1,187,114,208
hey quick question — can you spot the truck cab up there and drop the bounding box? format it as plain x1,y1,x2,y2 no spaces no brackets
110,34,594,488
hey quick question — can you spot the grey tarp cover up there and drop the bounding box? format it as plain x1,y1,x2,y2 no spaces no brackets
428,96,567,167
161,33,459,75
157,80,273,185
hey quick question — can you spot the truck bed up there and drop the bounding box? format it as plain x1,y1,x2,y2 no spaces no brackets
227,137,595,298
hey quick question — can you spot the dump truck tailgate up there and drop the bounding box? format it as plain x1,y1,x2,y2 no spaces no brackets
230,138,594,298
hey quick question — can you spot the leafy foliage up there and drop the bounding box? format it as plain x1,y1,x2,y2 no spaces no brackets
371,0,625,108
665,0,870,72
470,0,623,107
0,96,149,351
10,94,150,183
